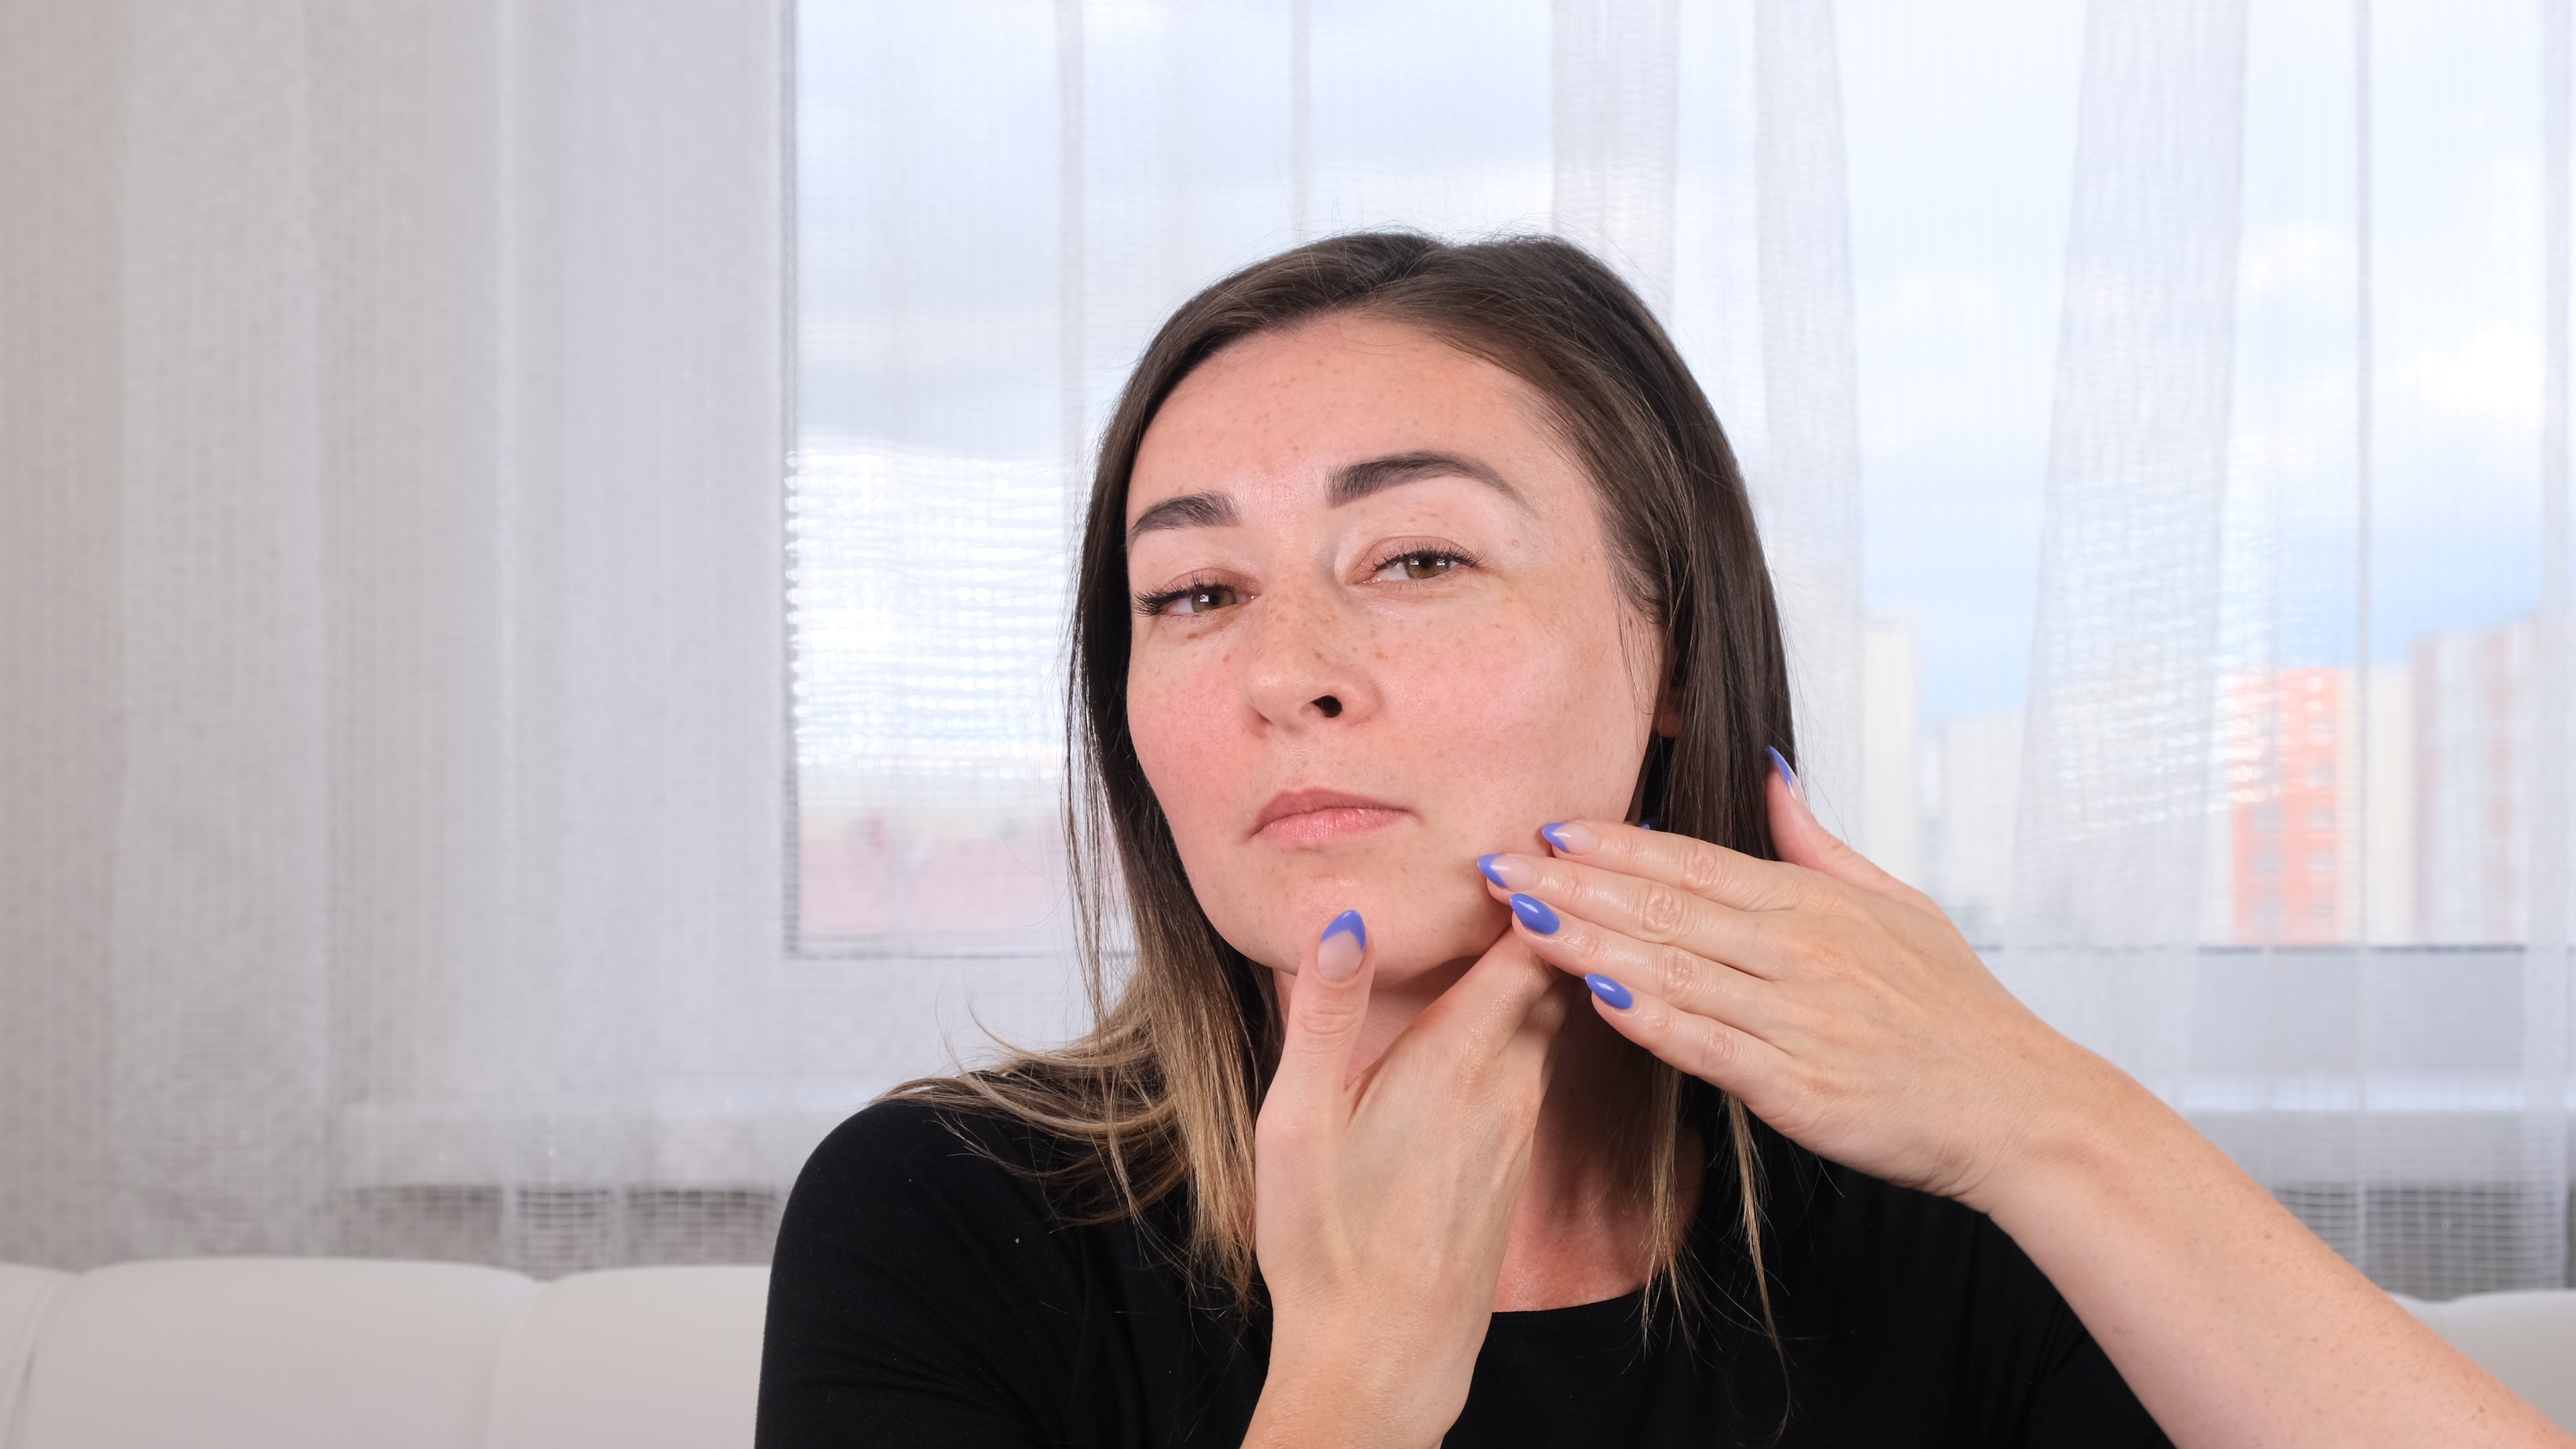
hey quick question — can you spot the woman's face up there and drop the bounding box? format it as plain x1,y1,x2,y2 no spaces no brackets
1122,312,1667,986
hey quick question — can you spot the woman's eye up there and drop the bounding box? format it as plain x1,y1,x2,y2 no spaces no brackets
1139,580,1240,616
1172,584,1238,614
1377,549,1465,582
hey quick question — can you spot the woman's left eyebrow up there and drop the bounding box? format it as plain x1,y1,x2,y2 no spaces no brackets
1328,451,1527,509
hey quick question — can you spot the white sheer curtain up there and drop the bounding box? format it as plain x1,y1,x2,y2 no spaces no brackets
4,0,2571,1299
1997,0,2575,1297
2,0,831,1275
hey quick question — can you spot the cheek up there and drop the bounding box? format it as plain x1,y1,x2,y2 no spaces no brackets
1395,603,1653,803
1126,649,1243,841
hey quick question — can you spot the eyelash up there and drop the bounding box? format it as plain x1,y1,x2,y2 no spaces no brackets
1133,575,1233,617
1366,544,1479,582
1130,547,1479,617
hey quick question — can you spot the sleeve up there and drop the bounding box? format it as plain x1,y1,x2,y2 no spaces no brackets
1957,1211,2173,1449
1807,1148,2175,1449
755,1100,1091,1448
2020,1318,2174,1449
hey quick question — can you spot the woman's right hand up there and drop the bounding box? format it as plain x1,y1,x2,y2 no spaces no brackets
1243,909,1572,1449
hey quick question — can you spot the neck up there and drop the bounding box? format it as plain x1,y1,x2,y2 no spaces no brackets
1277,953,1701,1312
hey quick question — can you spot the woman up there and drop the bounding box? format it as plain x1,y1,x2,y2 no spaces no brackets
757,233,2565,1447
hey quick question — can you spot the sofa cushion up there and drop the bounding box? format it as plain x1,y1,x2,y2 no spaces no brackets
0,1265,73,1446
484,1266,766,1449
13,1258,534,1449
2397,1290,2576,1432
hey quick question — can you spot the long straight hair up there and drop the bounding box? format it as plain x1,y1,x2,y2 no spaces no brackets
895,233,1799,1344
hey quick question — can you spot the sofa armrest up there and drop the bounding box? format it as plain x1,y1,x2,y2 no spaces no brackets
0,1265,74,1447
11,1258,535,1449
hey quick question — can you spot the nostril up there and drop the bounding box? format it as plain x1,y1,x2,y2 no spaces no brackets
1313,695,1343,719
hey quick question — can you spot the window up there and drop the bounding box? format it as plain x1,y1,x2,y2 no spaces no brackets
784,0,2576,1301
791,4,1075,961
791,2,2565,963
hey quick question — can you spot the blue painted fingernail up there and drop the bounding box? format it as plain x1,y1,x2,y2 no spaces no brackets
1477,853,1508,888
1509,893,1560,934
1322,909,1366,949
1765,745,1796,790
1585,973,1633,1010
1540,822,1598,854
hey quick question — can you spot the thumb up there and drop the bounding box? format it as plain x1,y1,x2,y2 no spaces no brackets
1764,746,1937,913
1273,909,1376,1100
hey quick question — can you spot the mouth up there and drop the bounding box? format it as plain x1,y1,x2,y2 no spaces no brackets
1252,788,1409,846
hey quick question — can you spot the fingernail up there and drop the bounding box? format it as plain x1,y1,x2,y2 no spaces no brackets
1509,893,1560,934
1316,910,1365,981
1539,822,1597,854
1585,973,1633,1010
1765,745,1798,792
1477,853,1537,890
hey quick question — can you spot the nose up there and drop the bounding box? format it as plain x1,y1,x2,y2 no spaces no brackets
1240,588,1377,733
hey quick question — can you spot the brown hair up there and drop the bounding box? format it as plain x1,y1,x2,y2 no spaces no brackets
894,231,1799,1345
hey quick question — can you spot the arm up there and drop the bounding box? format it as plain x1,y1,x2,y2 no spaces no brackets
1980,1060,2557,1447
1479,774,2570,1449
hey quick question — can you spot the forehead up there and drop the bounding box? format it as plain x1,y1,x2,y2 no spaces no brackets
1126,314,1566,519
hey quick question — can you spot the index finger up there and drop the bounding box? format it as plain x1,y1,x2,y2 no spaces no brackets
1534,818,1805,912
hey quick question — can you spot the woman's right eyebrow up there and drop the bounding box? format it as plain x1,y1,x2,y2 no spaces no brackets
1128,492,1239,543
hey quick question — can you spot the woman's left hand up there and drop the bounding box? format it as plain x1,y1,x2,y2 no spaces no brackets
1485,759,2576,1448
1477,756,2113,1213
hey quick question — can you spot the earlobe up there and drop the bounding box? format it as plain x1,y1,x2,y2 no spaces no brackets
1650,674,1683,737
1650,643,1684,737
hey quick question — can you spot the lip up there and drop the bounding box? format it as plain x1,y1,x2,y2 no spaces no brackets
1252,788,1410,845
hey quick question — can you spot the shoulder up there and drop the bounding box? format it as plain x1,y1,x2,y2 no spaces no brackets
763,1093,1265,1446
790,1093,1063,1201
761,1095,1104,1442
775,1093,1085,1277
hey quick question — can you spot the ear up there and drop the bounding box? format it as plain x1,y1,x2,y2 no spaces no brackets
1651,639,1684,738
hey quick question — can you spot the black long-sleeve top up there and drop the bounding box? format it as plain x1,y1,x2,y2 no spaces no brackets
758,1097,2171,1447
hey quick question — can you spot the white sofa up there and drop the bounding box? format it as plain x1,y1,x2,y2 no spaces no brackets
0,1259,767,1449
2394,1289,2576,1430
0,1258,2568,1445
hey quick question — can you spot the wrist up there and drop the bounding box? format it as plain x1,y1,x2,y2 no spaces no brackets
1247,1359,1433,1449
1252,1318,1462,1449
1956,1044,2170,1230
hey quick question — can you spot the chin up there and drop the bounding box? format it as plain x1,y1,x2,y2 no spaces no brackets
1203,847,1511,984
1355,892,1511,986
